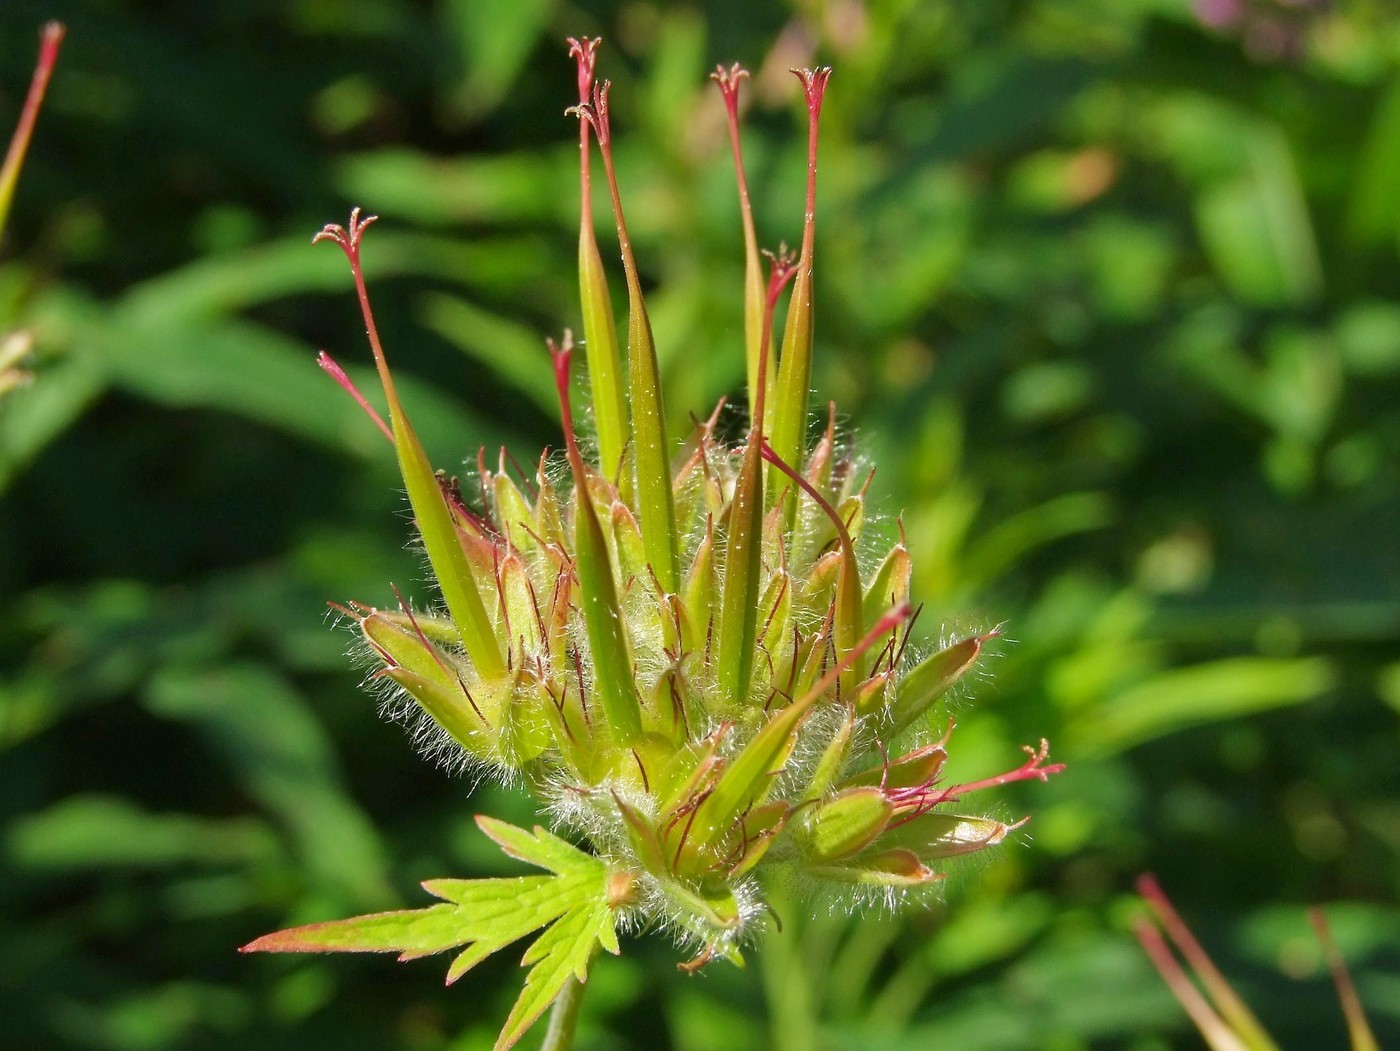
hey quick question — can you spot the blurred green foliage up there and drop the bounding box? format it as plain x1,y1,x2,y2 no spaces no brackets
2,0,1398,1048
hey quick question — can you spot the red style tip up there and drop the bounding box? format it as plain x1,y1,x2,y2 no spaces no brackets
312,207,378,263
590,81,613,146
762,244,799,308
40,21,66,56
548,330,575,400
939,740,1065,803
566,36,602,104
565,81,612,145
791,67,832,116
710,63,749,114
547,330,583,458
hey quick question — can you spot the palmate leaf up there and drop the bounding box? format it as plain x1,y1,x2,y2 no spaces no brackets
241,818,620,1051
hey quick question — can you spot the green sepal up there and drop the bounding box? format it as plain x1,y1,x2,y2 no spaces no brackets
568,471,644,743
655,730,725,818
611,500,648,586
832,554,864,697
367,608,461,648
361,611,495,758
797,787,893,863
492,469,538,555
887,634,988,737
540,561,573,669
805,848,942,887
498,552,542,661
875,812,1010,859
726,801,790,878
836,493,864,544
683,680,828,868
361,608,462,684
662,875,742,936
802,708,856,802
579,222,628,484
387,401,505,679
842,741,947,792
854,671,893,718
681,517,718,660
716,437,764,711
494,675,553,766
534,465,568,548
380,667,495,759
798,550,841,612
862,543,911,630
616,796,670,876
754,570,792,659
645,666,689,746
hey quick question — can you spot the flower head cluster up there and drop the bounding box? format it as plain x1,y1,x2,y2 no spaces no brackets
246,39,1062,1049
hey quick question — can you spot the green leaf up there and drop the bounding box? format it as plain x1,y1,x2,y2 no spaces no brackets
495,895,611,1051
475,816,607,877
442,0,556,118
145,663,392,908
1073,656,1335,755
243,819,619,1051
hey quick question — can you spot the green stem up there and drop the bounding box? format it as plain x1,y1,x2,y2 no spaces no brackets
541,974,587,1051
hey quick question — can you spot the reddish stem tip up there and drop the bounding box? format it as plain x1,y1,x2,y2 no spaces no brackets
710,63,749,115
40,21,66,57
312,206,378,263
590,81,612,146
762,244,799,307
566,36,602,104
791,67,833,117
548,330,582,458
566,81,612,146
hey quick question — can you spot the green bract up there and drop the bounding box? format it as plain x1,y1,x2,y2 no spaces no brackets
243,38,1063,1051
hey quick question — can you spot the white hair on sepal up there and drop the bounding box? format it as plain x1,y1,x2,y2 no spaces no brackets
791,861,947,918
644,872,769,962
769,699,850,801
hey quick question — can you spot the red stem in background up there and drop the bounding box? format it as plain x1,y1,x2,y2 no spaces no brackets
1309,907,1380,1051
0,22,65,235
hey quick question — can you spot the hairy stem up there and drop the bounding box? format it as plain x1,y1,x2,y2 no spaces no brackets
541,974,587,1051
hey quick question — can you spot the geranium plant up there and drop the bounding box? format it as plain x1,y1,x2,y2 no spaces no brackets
243,39,1063,1051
